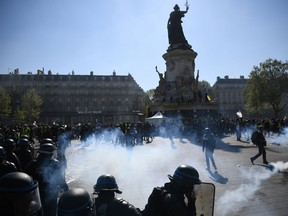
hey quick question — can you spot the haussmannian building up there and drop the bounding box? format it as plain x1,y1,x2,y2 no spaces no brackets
212,75,248,118
0,69,147,125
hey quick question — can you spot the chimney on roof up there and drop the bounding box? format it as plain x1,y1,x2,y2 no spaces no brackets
224,75,229,79
240,75,244,79
113,70,116,76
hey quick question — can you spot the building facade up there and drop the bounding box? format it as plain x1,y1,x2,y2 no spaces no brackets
0,70,147,124
212,75,248,118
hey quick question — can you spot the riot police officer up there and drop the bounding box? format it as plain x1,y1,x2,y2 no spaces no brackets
93,174,142,216
15,138,34,170
58,187,93,216
3,139,22,171
0,146,17,177
142,165,202,216
0,172,43,216
25,143,69,216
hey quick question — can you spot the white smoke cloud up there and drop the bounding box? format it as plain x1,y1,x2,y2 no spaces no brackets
271,161,288,172
266,126,288,146
65,129,204,209
215,166,274,216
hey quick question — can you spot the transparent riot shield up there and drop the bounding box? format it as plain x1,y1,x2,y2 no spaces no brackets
194,182,215,216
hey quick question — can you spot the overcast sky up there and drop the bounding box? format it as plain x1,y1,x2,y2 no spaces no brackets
0,0,287,91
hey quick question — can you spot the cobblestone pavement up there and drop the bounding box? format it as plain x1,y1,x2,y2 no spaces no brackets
65,134,288,216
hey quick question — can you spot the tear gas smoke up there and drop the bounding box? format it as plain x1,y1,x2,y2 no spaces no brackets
65,127,203,209
216,166,274,216
271,161,288,173
266,126,288,146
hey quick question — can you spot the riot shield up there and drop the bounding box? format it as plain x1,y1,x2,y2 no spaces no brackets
195,182,215,216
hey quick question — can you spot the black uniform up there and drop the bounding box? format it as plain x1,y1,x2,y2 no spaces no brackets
25,154,68,216
0,159,17,177
15,148,33,170
142,182,197,216
94,191,142,216
6,151,22,171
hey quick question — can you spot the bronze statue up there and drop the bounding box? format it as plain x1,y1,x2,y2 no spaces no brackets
155,66,164,82
167,3,189,46
154,66,166,97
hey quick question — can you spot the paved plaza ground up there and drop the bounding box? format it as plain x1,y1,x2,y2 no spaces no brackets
65,133,288,216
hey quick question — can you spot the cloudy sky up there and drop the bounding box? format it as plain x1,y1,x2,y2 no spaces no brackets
0,0,287,91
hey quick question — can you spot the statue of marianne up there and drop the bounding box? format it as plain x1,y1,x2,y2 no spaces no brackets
167,4,189,46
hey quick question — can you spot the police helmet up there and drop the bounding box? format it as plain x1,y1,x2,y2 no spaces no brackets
58,188,92,216
37,143,55,154
0,172,42,216
40,138,54,146
18,138,29,147
168,165,201,185
0,146,6,157
4,139,15,150
94,174,122,194
204,127,211,134
20,134,29,140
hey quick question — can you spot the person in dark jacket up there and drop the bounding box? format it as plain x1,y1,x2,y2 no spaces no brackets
202,128,217,172
250,125,269,165
93,174,142,216
142,165,201,216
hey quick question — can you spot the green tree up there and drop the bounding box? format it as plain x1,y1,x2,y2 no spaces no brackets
0,87,12,121
9,86,23,121
13,106,25,122
245,58,288,117
21,88,43,122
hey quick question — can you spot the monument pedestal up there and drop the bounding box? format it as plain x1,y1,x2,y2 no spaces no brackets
163,48,198,83
152,47,218,118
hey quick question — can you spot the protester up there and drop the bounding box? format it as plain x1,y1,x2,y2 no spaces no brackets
202,127,217,172
250,125,269,165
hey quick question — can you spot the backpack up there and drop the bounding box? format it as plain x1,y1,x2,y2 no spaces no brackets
142,187,168,216
251,131,258,144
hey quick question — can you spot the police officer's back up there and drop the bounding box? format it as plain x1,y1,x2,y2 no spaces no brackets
0,146,17,178
15,138,33,170
25,143,69,216
3,139,22,171
93,174,142,216
58,187,93,216
142,165,201,216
